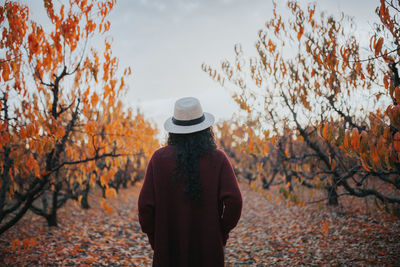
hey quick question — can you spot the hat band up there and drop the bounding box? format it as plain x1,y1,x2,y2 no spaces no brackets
172,114,205,126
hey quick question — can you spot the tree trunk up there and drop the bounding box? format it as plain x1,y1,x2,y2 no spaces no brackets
80,183,90,209
285,173,293,192
47,184,60,227
81,194,90,209
46,212,57,227
327,186,339,206
97,180,107,198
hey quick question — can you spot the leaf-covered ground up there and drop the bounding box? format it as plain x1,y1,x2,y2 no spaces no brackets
1,182,399,266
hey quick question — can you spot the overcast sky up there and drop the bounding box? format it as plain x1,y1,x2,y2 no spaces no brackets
105,0,379,132
27,0,381,138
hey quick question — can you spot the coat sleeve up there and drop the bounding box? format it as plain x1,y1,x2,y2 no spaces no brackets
218,152,243,246
138,156,155,249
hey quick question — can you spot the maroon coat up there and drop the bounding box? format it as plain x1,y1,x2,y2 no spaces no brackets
138,145,242,267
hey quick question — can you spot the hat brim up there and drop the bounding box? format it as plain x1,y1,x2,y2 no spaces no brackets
164,112,215,134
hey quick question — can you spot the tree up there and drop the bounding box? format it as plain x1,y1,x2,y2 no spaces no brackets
0,0,158,233
205,0,400,212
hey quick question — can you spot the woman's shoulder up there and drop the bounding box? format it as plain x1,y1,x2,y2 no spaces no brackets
151,145,175,160
206,148,230,161
213,148,226,156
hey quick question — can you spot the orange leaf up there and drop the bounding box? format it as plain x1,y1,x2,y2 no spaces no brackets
91,92,99,106
378,250,387,255
395,87,400,104
29,238,36,248
297,26,304,41
285,147,290,158
2,62,10,81
26,154,35,172
55,126,65,139
351,128,360,150
85,257,97,264
33,160,40,178
308,8,314,22
394,132,400,152
384,78,389,90
361,155,371,172
343,130,350,149
248,139,254,152
330,159,336,170
105,187,117,199
370,145,380,165
22,238,30,249
263,144,269,154
12,239,21,251
322,220,329,234
322,123,328,139
101,198,114,215
375,37,384,57
355,61,362,74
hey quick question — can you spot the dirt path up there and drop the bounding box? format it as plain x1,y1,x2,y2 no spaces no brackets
1,182,399,266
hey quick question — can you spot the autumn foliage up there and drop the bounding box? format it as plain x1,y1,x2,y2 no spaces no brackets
0,0,158,234
206,0,400,215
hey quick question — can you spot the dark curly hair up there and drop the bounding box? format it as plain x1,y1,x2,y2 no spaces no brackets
167,127,217,200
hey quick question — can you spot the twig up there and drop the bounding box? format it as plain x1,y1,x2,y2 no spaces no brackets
0,54,22,64
349,47,399,63
306,193,351,204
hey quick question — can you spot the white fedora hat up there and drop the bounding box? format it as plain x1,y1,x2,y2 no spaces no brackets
164,97,215,134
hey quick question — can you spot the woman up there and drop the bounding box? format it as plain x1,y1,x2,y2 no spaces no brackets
138,97,242,267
